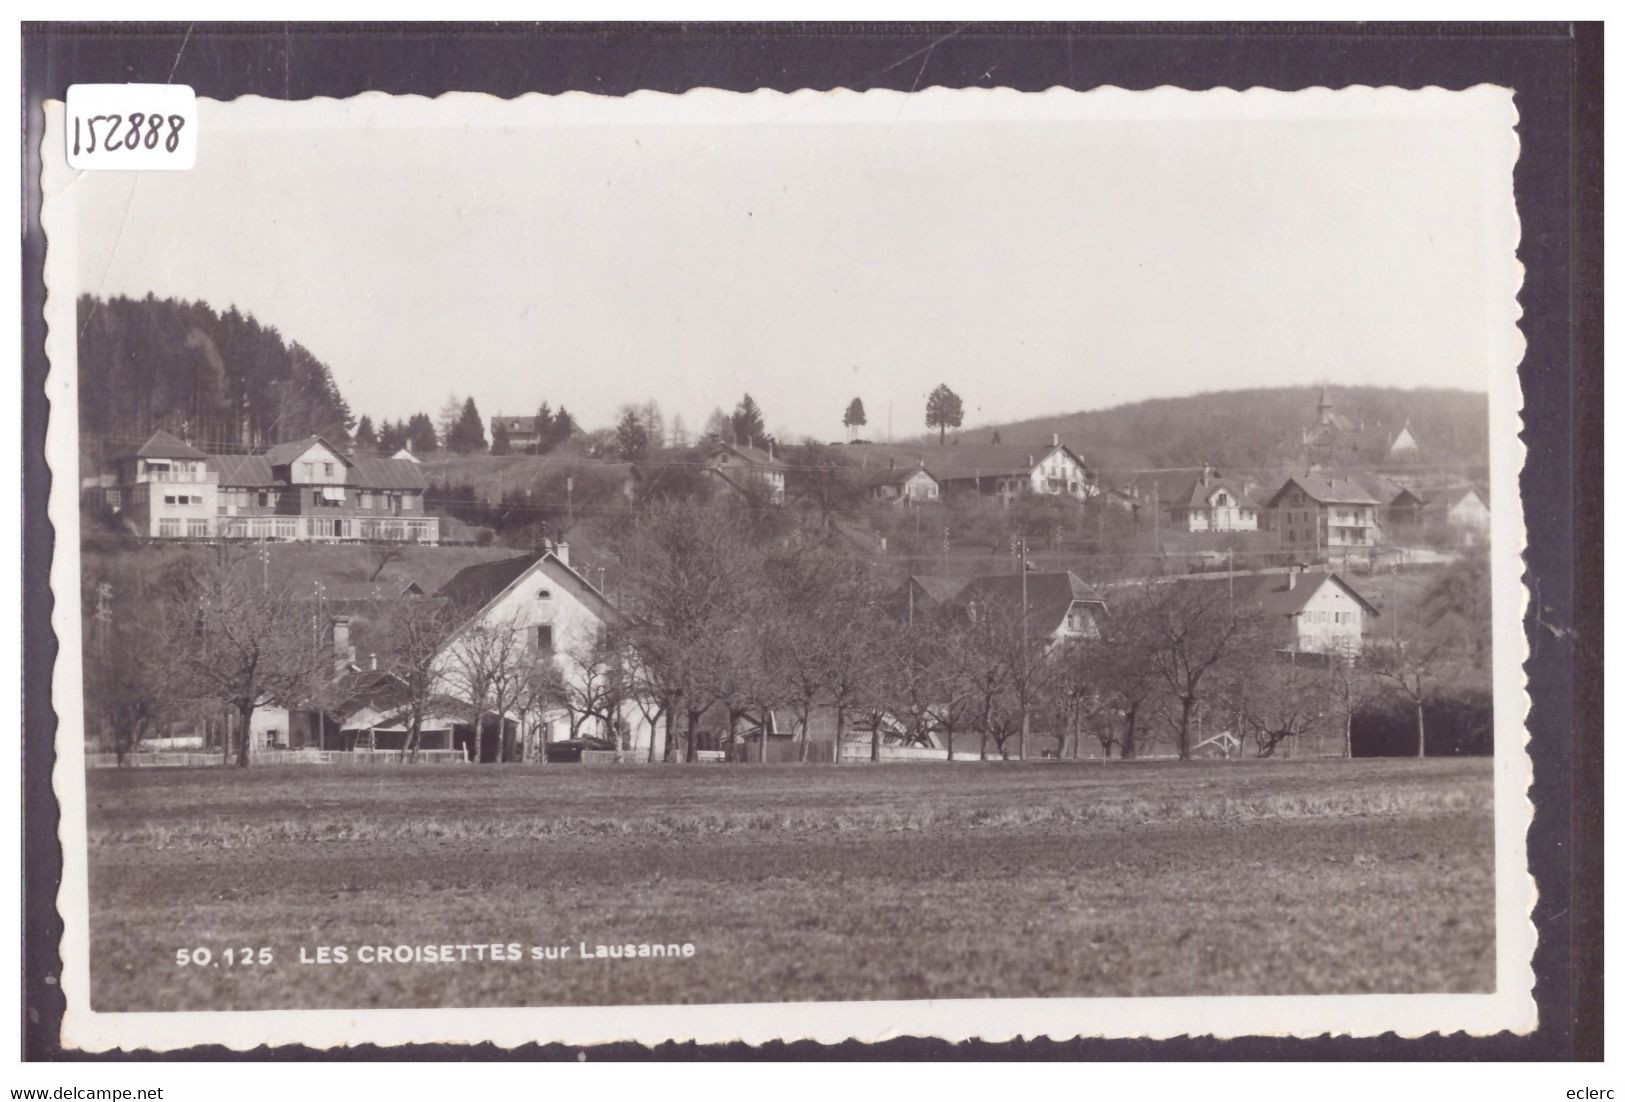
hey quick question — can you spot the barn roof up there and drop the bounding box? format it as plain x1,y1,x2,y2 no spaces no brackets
926,442,1082,478
263,435,354,467
1178,570,1380,619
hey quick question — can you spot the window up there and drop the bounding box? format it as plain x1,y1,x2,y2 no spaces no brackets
164,495,176,505
323,462,335,478
187,519,208,538
158,518,180,538
537,589,553,600
535,625,554,652
303,463,315,480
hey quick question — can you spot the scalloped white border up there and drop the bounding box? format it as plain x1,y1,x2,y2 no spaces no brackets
41,85,1534,1052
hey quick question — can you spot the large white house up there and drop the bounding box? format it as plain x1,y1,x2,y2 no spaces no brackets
925,435,1094,503
95,430,438,543
430,546,659,760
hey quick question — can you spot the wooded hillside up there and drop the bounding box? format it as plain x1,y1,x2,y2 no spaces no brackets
77,294,353,467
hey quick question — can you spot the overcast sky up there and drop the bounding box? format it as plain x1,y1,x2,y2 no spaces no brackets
66,89,1513,442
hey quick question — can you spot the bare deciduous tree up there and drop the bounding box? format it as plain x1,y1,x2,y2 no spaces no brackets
374,596,457,762
161,546,329,766
84,574,174,764
615,498,753,763
1139,579,1265,761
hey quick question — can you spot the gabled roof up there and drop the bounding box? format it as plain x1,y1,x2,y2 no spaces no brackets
907,575,971,606
1162,473,1259,511
437,553,547,612
493,416,539,434
925,442,1083,479
206,451,426,491
960,570,1107,637
1183,570,1380,619
708,442,787,469
1428,484,1488,510
435,550,614,626
1264,474,1382,508
123,430,208,461
320,577,425,603
263,435,354,468
349,456,428,491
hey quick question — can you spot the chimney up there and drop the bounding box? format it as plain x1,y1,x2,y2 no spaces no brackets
369,653,377,672
1051,432,1059,447
331,617,352,675
889,458,896,470
553,541,569,567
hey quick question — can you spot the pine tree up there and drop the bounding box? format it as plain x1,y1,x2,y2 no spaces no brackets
842,397,867,438
353,415,379,451
378,419,408,454
731,394,766,448
448,397,488,453
925,383,965,446
407,412,439,454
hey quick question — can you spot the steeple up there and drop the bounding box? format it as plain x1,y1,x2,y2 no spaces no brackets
1316,385,1334,424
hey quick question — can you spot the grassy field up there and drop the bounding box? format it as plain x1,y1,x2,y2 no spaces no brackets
84,759,1495,1012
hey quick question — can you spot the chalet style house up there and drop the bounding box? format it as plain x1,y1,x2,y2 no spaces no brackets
98,430,439,543
925,436,1094,503
704,440,787,503
490,414,541,453
1159,466,1262,532
1265,474,1381,551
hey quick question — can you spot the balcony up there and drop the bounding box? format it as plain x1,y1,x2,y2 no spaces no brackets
139,469,218,484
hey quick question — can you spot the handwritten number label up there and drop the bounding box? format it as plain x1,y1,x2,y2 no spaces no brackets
66,84,196,170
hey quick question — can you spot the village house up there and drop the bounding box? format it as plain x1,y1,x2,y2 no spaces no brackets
1158,465,1262,532
431,544,653,760
1422,484,1492,545
96,430,439,543
703,440,787,503
926,435,1094,504
1184,566,1379,659
1265,474,1382,552
490,414,541,453
863,463,940,505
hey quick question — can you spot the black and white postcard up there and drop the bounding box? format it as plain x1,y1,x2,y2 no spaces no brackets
40,82,1534,1050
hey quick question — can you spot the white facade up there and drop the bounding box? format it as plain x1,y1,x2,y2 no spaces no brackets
433,554,658,756
1023,446,1091,500
1285,576,1369,656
